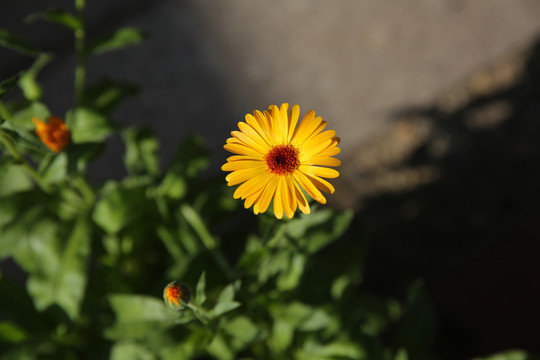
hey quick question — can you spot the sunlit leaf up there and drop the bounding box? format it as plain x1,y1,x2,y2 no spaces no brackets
25,9,81,30
67,107,115,143
0,162,34,197
88,27,147,56
83,79,137,114
18,53,53,101
92,184,152,234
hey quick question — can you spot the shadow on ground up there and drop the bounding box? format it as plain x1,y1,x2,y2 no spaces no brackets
339,35,540,359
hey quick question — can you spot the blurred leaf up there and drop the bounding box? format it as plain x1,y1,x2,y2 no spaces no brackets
25,9,81,30
169,135,210,179
0,73,21,102
195,271,206,306
0,28,38,56
271,318,294,353
207,334,234,360
8,101,50,130
88,27,147,56
394,348,409,360
105,294,174,340
0,162,34,197
18,53,53,101
288,209,354,253
67,107,115,143
27,216,91,319
277,253,306,291
393,281,437,359
212,301,241,318
0,322,27,343
92,185,151,234
222,316,259,346
295,339,365,360
157,169,187,200
123,127,160,176
66,142,105,173
40,152,67,184
110,342,154,360
83,79,138,114
471,350,533,360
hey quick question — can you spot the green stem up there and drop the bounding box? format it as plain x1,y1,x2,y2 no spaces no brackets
74,0,86,106
180,203,234,279
73,176,95,206
0,132,52,193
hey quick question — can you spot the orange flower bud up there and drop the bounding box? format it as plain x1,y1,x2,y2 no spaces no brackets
163,281,191,311
32,116,70,153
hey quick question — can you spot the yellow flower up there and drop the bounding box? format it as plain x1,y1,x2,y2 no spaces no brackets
222,103,341,219
163,281,191,311
32,116,70,153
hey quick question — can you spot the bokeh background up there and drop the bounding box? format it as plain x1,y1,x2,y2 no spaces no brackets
2,0,540,359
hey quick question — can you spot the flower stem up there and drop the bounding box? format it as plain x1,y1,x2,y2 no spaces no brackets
0,131,52,193
180,203,234,279
74,0,86,106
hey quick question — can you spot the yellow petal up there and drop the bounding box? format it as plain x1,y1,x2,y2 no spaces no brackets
287,104,300,143
239,120,271,150
226,155,262,162
302,130,336,151
293,171,326,204
280,175,295,219
303,172,335,194
222,160,265,172
308,156,341,167
233,173,269,199
273,177,284,219
298,165,340,178
291,113,322,146
291,177,310,215
224,143,264,158
253,175,279,214
225,166,266,186
231,131,268,154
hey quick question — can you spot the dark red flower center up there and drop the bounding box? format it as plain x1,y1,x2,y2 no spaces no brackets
265,145,300,175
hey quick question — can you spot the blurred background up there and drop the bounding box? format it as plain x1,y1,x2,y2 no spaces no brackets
2,0,540,359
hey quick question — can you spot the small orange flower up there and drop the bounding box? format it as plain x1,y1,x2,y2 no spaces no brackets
32,116,70,153
163,281,191,311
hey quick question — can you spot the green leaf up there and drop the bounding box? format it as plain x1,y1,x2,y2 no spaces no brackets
0,162,34,197
110,342,154,360
67,107,115,143
83,79,137,114
471,350,532,360
0,28,38,56
7,101,50,130
394,348,408,360
122,127,160,176
0,73,21,102
295,339,365,360
92,185,151,234
207,334,234,360
277,253,306,291
271,318,294,353
26,216,91,319
105,294,174,340
40,152,67,184
222,316,259,345
195,271,206,306
18,53,53,101
88,27,147,56
26,9,82,30
169,135,210,179
0,321,27,343
211,301,241,318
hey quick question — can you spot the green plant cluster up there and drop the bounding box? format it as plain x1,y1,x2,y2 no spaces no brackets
0,2,536,360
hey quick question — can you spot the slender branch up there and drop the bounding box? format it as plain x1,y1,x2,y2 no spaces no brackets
74,0,86,106
0,131,52,193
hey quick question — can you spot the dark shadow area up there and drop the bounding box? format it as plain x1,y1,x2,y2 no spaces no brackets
344,36,540,359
